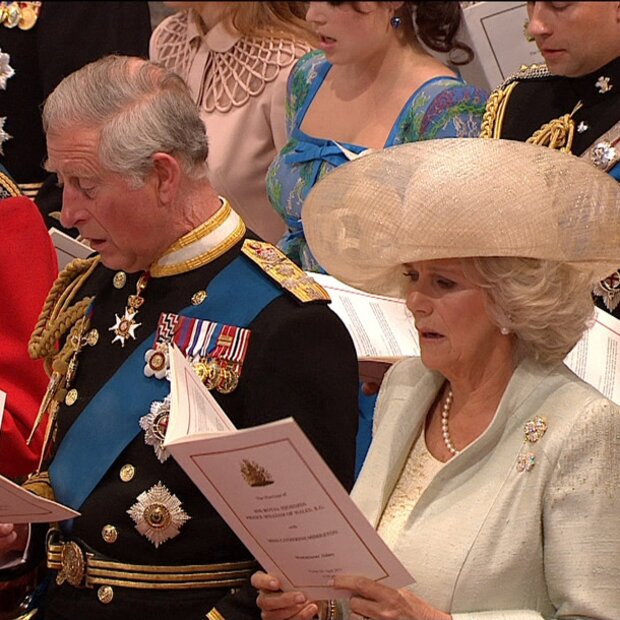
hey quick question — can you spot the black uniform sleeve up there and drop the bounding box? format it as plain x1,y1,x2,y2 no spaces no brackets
242,297,359,491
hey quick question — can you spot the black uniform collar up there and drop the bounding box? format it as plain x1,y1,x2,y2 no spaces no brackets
568,55,620,106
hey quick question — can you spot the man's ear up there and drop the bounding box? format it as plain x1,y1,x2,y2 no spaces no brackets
151,152,181,206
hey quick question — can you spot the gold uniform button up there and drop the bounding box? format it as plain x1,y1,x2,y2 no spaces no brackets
86,328,99,347
101,524,118,544
191,290,207,305
64,389,78,406
97,585,114,604
113,271,127,289
119,464,135,482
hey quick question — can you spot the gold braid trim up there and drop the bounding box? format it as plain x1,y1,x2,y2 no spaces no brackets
479,82,518,139
526,100,583,153
480,64,551,140
28,256,100,373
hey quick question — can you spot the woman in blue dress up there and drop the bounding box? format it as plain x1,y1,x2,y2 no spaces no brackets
267,1,488,272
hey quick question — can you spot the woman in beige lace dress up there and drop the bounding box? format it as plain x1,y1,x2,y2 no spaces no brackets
150,2,314,242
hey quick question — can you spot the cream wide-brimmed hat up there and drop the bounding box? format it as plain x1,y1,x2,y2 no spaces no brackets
304,138,620,298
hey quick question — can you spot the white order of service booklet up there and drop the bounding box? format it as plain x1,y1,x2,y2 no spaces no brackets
0,389,78,523
48,227,92,269
0,475,79,524
165,344,413,600
564,307,620,405
309,273,620,405
308,272,419,384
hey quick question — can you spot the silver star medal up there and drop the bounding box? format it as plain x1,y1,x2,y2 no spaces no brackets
0,117,11,155
127,481,190,548
595,75,613,94
0,51,15,90
139,395,171,463
109,309,141,347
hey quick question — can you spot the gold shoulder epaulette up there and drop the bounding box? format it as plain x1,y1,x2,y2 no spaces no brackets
499,62,551,89
241,239,330,304
480,63,554,140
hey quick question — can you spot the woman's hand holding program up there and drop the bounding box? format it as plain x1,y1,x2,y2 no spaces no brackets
332,574,452,620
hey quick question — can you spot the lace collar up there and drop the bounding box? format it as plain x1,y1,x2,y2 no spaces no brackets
155,10,309,112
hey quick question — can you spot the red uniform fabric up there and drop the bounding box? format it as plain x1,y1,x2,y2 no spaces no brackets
0,196,58,478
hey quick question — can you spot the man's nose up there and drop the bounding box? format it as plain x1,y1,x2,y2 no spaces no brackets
526,3,552,38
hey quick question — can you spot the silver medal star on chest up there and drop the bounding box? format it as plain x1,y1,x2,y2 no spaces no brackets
0,116,11,155
595,75,613,94
140,396,171,463
0,51,15,90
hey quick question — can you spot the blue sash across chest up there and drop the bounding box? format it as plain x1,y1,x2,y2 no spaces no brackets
49,256,283,510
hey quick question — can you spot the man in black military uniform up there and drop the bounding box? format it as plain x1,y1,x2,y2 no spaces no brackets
480,1,620,317
0,55,358,620
0,1,151,228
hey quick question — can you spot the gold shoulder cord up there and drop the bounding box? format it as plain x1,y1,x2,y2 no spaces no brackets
27,256,100,470
526,100,583,153
479,81,518,139
479,64,556,148
29,256,99,367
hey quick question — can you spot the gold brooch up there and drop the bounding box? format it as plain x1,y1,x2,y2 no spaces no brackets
524,416,547,443
516,452,536,472
127,482,190,548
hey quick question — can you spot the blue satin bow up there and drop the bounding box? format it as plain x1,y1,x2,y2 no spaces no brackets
284,140,361,187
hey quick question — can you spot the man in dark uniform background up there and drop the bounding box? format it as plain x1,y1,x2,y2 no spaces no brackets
0,55,359,620
0,1,151,228
480,1,620,316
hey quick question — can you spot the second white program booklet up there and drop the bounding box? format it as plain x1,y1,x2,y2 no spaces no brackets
165,345,413,600
309,273,419,384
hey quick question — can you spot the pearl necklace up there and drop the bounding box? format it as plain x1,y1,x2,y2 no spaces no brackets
440,389,460,456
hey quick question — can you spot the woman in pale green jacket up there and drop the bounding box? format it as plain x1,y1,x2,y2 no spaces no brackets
252,139,620,620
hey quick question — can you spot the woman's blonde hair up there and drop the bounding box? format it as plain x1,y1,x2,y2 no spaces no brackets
462,257,596,366
219,2,316,44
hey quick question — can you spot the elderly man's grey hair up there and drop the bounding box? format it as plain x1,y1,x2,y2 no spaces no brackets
43,55,209,186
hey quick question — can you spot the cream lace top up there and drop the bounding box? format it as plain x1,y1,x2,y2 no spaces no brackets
377,430,445,549
150,11,310,243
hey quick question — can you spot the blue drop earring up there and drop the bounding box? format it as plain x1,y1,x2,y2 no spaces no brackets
390,15,401,29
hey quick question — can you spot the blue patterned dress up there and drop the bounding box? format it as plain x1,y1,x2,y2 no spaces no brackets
266,50,489,272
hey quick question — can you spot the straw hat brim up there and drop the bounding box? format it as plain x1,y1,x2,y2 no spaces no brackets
304,139,620,298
